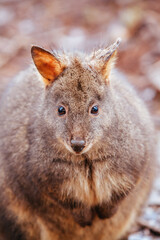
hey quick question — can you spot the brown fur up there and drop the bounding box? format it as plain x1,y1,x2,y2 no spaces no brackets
0,39,155,240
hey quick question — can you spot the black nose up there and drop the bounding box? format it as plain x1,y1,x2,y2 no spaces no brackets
71,139,85,153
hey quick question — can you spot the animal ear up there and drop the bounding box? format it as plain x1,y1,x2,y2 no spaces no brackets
92,38,121,84
31,46,65,86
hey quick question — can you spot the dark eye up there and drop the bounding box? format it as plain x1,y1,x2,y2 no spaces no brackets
58,106,66,116
91,105,99,115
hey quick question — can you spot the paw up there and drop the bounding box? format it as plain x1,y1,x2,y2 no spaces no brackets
95,204,118,219
71,207,94,227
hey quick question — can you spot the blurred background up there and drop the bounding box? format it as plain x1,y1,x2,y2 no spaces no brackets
0,0,160,239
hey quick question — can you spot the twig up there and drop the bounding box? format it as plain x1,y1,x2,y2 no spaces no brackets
138,219,160,235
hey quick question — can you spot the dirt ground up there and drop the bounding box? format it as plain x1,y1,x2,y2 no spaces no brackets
0,0,160,239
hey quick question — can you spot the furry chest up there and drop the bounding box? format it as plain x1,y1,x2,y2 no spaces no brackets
60,163,112,206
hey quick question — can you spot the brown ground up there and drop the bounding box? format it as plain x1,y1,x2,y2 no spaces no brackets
0,0,160,239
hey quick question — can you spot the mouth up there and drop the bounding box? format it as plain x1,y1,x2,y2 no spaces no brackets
63,143,85,155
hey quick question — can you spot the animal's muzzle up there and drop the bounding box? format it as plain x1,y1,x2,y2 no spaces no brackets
71,139,85,153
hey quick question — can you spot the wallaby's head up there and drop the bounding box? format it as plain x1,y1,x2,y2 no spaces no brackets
31,39,121,156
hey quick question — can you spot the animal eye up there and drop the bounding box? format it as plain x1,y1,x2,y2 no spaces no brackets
58,106,66,116
90,105,99,115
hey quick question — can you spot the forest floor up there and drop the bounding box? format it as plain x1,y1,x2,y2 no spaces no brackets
0,0,160,239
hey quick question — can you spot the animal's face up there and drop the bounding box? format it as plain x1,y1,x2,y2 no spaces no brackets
43,62,109,155
31,40,120,155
